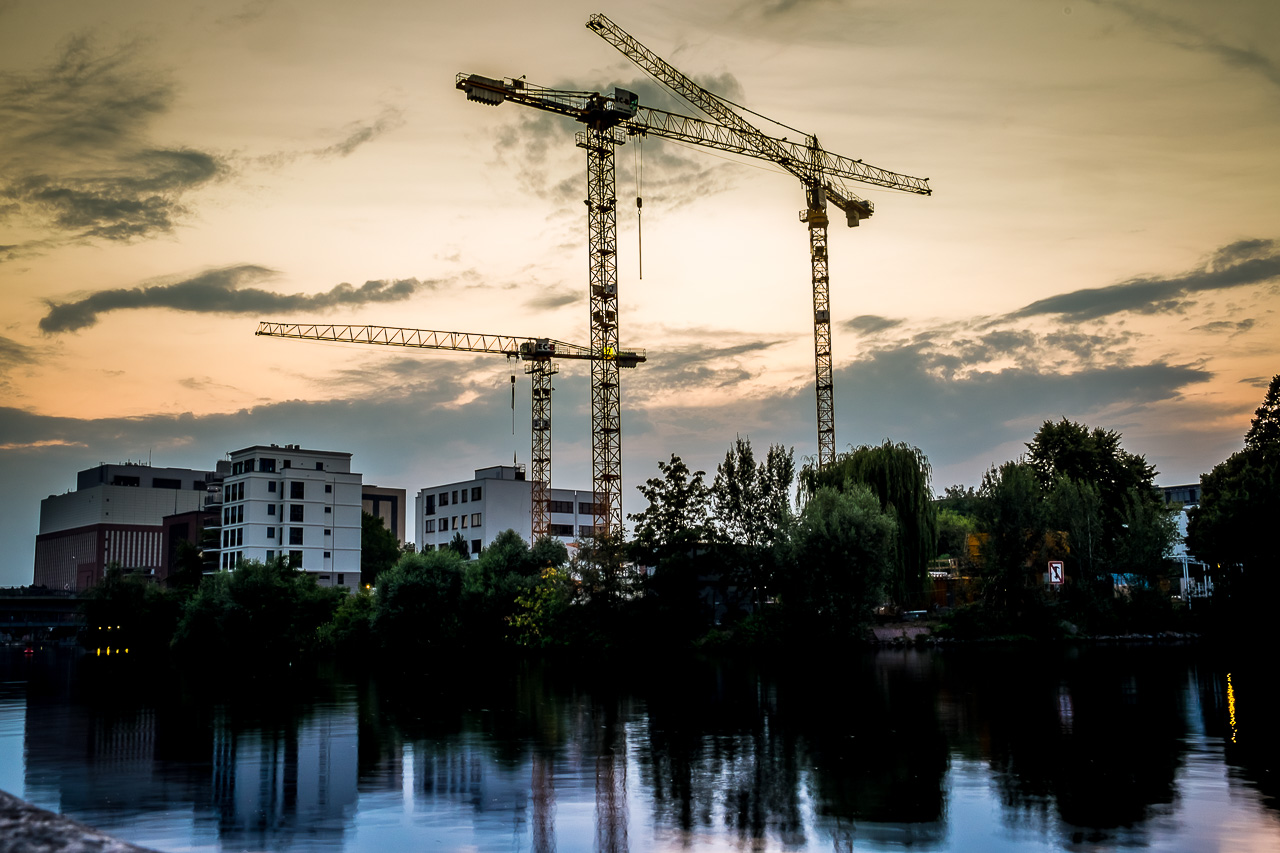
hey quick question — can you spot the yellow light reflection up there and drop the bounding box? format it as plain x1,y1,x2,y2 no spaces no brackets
1226,672,1237,743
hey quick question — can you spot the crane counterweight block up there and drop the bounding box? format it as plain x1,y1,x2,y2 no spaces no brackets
457,73,508,105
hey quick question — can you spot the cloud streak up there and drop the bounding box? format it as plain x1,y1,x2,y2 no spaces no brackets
0,37,227,254
39,265,434,333
1010,238,1280,322
1091,0,1280,89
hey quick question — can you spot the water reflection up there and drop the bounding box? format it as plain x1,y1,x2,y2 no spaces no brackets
2,646,1278,852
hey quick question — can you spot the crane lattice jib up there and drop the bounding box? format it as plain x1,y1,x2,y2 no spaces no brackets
255,322,644,367
456,75,930,198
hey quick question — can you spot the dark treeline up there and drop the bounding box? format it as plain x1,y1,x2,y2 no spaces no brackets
76,375,1280,663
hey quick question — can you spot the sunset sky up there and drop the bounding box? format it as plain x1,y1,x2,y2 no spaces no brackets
2,0,1277,585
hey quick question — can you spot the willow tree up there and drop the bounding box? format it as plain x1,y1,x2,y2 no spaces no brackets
801,440,938,606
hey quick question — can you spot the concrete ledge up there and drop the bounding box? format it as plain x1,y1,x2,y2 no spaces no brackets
0,790,161,853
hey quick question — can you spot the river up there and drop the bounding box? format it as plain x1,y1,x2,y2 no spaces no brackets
1,643,1276,852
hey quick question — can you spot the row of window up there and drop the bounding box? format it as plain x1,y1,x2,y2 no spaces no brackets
222,480,333,502
547,524,601,538
424,513,481,533
427,486,483,514
546,501,605,516
219,549,336,569
230,457,326,476
422,539,483,555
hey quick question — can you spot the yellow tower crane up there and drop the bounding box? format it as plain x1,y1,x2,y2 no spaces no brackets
458,13,930,472
255,322,645,540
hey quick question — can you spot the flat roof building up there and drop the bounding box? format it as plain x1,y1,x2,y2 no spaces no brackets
415,465,601,557
34,462,219,590
219,445,362,589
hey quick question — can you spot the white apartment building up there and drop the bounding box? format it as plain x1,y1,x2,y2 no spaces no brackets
414,465,602,557
220,445,362,588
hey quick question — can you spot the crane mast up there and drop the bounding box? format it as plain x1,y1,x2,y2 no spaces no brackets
459,19,929,471
255,322,644,539
584,13,930,468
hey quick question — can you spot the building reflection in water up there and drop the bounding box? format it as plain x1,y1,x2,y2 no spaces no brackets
7,645,1279,852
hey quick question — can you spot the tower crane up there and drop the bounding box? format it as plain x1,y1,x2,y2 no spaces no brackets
255,322,645,539
458,14,930,471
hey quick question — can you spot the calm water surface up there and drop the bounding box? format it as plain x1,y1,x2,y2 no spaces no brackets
1,645,1276,852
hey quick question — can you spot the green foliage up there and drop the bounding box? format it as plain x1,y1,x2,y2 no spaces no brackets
935,508,977,566
784,484,897,641
976,461,1046,609
372,550,466,657
171,559,347,666
318,587,376,656
361,511,401,586
529,535,570,571
800,440,937,606
629,454,712,561
449,531,472,559
1244,374,1280,452
80,565,183,655
711,437,794,549
166,539,206,592
508,566,576,648
1188,375,1280,619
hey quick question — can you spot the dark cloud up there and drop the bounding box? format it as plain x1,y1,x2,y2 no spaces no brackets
628,339,784,397
1091,0,1280,88
39,265,434,333
0,38,228,254
1010,238,1280,322
254,107,405,169
524,288,582,311
1191,318,1255,335
843,314,904,335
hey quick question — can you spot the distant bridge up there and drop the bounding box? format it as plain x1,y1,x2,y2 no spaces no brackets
0,591,84,638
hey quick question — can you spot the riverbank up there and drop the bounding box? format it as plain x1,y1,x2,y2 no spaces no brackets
0,789,159,853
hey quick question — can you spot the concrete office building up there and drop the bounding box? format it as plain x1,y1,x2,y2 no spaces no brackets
363,485,407,545
220,445,362,589
34,463,219,590
415,465,601,557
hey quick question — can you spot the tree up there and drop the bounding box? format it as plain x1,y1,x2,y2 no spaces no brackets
1244,374,1280,451
361,511,401,587
628,454,712,562
975,461,1046,609
81,564,183,655
449,531,472,560
1187,375,1280,615
709,438,796,610
372,550,466,658
171,559,346,666
800,440,937,606
785,485,897,641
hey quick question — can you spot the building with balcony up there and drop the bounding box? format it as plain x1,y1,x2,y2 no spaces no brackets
414,465,601,557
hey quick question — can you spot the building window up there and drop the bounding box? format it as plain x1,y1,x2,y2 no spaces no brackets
425,494,436,514
461,489,468,504
579,502,604,516
267,527,276,539
461,515,467,529
289,550,302,568
316,462,324,470
549,524,574,536
471,513,481,526
268,504,276,516
325,484,332,493
425,519,436,533
324,551,331,558
236,529,243,546
337,573,344,585
548,500,574,514
267,550,275,561
471,487,482,501
439,492,448,506
283,459,291,469
452,516,458,530
324,506,331,514
440,517,449,531
471,539,482,555
452,490,459,504
324,528,331,536
289,527,303,545
290,505,304,522
268,481,276,493
261,458,276,473
237,505,244,523
291,481,304,499
579,525,599,538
